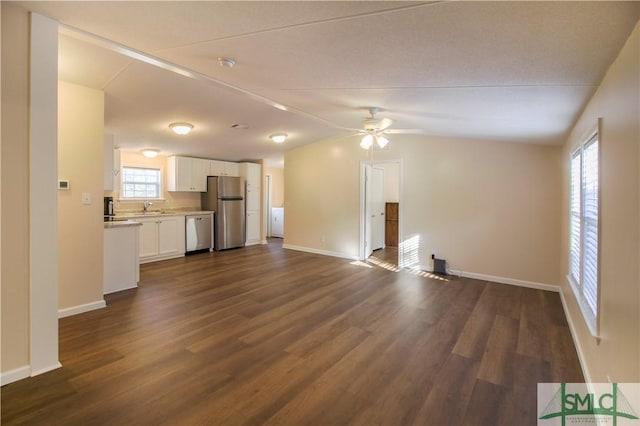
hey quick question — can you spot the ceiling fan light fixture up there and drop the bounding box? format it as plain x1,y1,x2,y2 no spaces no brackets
375,134,389,149
169,122,193,135
141,148,160,158
360,134,374,149
270,133,288,143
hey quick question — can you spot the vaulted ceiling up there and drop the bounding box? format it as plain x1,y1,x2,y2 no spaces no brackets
17,1,640,165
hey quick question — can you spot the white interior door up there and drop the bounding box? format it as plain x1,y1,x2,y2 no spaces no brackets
361,160,402,265
370,167,385,251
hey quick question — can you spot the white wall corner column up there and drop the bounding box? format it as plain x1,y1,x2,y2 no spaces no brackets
29,13,61,376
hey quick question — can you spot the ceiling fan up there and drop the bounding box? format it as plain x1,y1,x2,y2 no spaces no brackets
352,107,424,150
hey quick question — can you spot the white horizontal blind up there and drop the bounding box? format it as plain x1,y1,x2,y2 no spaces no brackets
569,153,582,285
121,166,161,199
568,131,599,334
582,137,599,319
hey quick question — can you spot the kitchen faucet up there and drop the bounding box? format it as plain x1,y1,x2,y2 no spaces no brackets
143,200,153,212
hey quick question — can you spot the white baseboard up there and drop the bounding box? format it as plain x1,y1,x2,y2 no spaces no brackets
1,365,31,386
58,300,106,318
30,362,62,377
418,264,560,292
559,288,592,383
283,244,359,261
139,252,185,264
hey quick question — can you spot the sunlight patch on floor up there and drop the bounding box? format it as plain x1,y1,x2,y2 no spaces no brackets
366,256,401,272
350,260,373,268
407,267,449,281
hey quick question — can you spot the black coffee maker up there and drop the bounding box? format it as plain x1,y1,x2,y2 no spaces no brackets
104,196,115,221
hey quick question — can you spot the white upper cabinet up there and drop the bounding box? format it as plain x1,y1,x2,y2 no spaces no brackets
240,162,262,189
209,160,239,177
191,158,209,190
168,156,241,192
224,162,240,177
167,156,209,192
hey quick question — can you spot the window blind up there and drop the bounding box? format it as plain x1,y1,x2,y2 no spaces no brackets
569,131,599,335
582,137,599,319
570,153,581,285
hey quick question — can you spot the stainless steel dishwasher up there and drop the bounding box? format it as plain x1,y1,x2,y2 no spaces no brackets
185,214,213,253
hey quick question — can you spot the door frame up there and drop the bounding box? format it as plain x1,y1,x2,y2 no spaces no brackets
264,174,272,237
359,159,403,265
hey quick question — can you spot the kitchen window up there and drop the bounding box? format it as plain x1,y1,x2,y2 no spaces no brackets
121,166,162,199
569,129,599,337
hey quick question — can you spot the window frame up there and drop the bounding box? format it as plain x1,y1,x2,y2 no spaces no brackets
120,165,163,201
568,122,601,338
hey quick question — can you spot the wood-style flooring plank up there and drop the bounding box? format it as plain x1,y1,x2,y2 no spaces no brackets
1,239,583,425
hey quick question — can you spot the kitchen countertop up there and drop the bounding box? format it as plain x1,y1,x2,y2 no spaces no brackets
104,219,143,229
115,210,215,219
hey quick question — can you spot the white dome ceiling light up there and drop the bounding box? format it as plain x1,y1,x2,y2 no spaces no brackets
141,148,160,158
169,122,193,135
270,133,288,143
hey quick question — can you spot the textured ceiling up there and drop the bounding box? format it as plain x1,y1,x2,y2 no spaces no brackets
17,1,640,165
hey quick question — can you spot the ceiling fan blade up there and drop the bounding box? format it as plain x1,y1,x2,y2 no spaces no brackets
341,127,366,133
379,117,394,130
384,128,429,135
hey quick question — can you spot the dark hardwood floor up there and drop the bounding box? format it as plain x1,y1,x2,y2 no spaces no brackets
1,239,583,425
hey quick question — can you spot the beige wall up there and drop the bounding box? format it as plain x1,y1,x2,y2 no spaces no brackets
284,141,363,257
285,134,562,285
560,23,639,382
266,167,284,207
1,2,31,373
107,151,201,213
58,82,105,310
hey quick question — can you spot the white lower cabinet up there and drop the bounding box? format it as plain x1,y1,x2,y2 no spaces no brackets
104,225,140,294
138,215,186,263
246,211,260,245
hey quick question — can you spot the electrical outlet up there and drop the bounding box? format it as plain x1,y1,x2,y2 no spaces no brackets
81,192,92,205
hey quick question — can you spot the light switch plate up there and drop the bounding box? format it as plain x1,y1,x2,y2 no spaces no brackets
81,192,92,205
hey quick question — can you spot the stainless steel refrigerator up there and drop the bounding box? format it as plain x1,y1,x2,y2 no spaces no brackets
201,176,245,250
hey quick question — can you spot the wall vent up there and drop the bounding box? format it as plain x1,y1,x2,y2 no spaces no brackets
433,258,447,275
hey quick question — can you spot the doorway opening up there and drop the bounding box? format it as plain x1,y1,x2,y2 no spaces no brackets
359,160,402,268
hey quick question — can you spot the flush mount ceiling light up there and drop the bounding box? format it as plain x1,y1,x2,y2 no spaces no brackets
169,122,193,135
360,132,389,150
141,149,159,158
270,133,288,143
218,57,236,68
